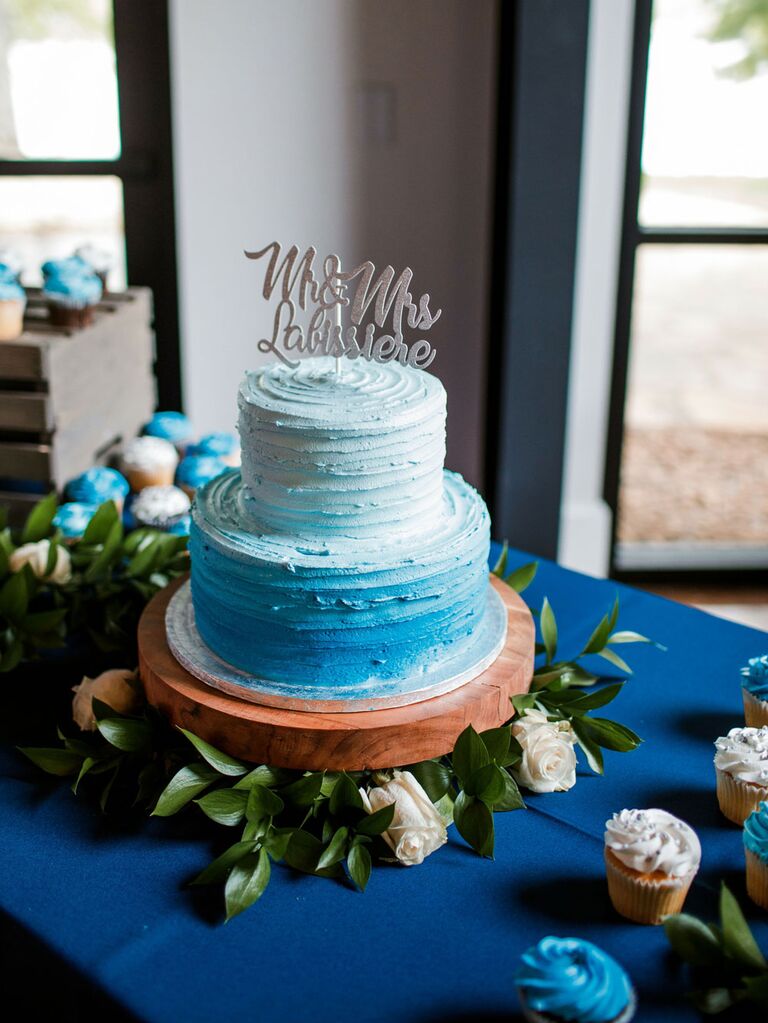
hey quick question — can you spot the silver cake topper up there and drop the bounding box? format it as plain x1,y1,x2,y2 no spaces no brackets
245,241,441,370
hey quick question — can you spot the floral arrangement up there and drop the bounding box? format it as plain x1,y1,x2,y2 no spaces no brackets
9,500,660,921
664,883,768,1013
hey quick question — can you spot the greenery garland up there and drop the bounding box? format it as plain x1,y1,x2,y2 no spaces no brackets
6,498,661,921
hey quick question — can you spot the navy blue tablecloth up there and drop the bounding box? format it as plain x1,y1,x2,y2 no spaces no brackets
2,546,767,1022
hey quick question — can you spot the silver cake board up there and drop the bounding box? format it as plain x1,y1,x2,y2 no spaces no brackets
165,580,509,713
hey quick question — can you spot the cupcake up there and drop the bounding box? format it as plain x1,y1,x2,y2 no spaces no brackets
0,250,23,281
189,432,241,467
143,411,194,455
744,801,768,910
515,936,636,1023
66,466,130,515
714,726,768,824
73,244,113,291
41,255,92,279
42,270,102,328
131,485,190,531
604,808,701,925
120,436,178,492
0,269,26,341
175,454,228,498
53,502,99,543
741,655,768,727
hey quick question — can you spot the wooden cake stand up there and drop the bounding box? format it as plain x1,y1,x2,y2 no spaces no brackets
139,575,535,771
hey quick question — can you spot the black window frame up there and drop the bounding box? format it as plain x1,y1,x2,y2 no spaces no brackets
0,0,181,410
604,0,768,583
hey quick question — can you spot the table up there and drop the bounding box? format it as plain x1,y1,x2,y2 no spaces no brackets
2,546,767,1022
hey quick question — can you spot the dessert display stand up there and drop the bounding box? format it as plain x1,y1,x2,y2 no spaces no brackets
139,574,535,771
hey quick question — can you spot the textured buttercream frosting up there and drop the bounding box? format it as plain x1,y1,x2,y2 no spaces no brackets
744,802,768,865
132,485,190,527
190,357,490,688
715,726,768,784
605,808,701,877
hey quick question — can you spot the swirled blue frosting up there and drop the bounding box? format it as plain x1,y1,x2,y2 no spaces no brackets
0,268,24,300
53,502,98,539
176,454,227,490
41,255,91,278
168,513,191,536
67,466,129,505
189,432,239,459
42,271,102,307
144,411,193,444
516,937,633,1023
744,801,768,864
742,655,768,700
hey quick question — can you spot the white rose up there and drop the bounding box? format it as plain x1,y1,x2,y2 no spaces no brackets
72,669,142,731
9,540,72,584
512,712,577,793
360,769,447,866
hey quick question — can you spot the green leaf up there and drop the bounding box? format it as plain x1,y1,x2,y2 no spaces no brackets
0,541,8,579
540,683,624,716
571,718,604,774
356,802,396,837
21,492,57,543
540,597,557,664
347,843,372,892
126,535,161,578
177,728,248,776
464,762,507,805
18,746,82,776
192,840,258,885
494,769,526,811
84,520,124,582
558,664,599,687
281,772,324,806
284,829,323,874
195,788,248,826
329,772,364,814
152,763,221,816
505,560,538,593
491,541,508,577
579,717,642,753
317,826,349,869
72,756,96,794
743,973,768,1004
479,726,511,764
663,913,725,967
596,647,634,675
233,765,287,789
608,594,619,632
0,633,23,672
720,883,766,971
608,630,655,645
451,724,490,788
22,608,68,633
246,783,284,820
691,988,736,1014
264,828,293,861
82,500,119,545
225,848,270,921
403,760,452,802
454,790,494,857
511,693,538,715
96,715,151,753
0,572,28,621
581,613,612,655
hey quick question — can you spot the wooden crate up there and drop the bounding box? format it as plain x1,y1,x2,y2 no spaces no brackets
0,287,157,523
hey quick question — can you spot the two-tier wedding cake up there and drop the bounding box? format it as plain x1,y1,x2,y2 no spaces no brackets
171,355,505,710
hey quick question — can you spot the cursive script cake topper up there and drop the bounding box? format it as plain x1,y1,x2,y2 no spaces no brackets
245,241,441,370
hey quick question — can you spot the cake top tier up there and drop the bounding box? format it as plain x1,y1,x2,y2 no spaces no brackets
237,356,447,539
238,357,445,431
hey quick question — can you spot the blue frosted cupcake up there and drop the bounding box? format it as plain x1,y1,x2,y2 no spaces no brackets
53,502,99,542
188,432,241,467
175,454,228,497
515,937,636,1023
168,513,191,537
143,411,194,455
0,269,26,341
742,656,768,727
42,270,102,328
744,801,768,910
66,466,130,515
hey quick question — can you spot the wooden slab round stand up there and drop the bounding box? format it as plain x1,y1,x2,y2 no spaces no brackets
139,574,535,771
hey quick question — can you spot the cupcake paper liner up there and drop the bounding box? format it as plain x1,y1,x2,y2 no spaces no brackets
123,467,177,493
0,298,25,342
604,848,695,925
745,848,768,911
518,986,637,1023
715,767,768,825
742,688,768,728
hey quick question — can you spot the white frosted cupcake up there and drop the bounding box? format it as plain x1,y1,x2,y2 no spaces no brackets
714,726,768,824
120,436,178,491
130,484,190,531
604,808,701,925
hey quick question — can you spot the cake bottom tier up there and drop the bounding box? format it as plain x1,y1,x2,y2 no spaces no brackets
189,469,491,689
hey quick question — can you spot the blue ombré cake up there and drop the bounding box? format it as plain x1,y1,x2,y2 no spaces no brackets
189,357,491,690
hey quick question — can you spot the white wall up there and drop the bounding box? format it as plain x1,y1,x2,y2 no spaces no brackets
169,0,497,487
558,0,635,576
